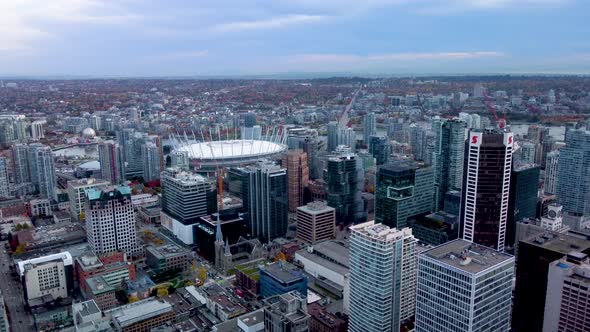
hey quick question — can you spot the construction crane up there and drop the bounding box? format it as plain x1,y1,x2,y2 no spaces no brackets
483,90,506,129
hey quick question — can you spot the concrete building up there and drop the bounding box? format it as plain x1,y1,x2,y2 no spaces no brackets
145,243,189,274
11,143,31,185
85,186,139,256
415,239,514,332
369,135,389,165
363,113,376,145
16,252,74,306
512,231,590,332
461,129,514,251
282,150,309,212
308,302,348,332
260,261,307,298
0,291,8,332
544,150,559,195
433,118,465,211
327,121,339,152
30,198,52,217
0,157,9,198
67,178,110,221
85,275,117,310
75,252,136,295
375,160,434,229
106,297,175,332
263,291,309,332
557,129,590,217
160,168,217,245
349,221,417,332
296,201,335,244
324,153,364,225
543,252,590,332
33,145,57,200
72,300,111,332
293,240,350,313
141,142,161,182
98,141,126,185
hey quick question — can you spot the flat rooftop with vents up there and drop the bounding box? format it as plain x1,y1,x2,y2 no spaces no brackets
423,239,514,274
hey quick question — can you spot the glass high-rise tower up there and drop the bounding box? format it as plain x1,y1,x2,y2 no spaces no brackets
433,118,466,211
556,128,590,216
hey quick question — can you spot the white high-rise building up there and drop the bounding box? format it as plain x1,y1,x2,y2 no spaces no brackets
0,157,9,198
10,143,30,185
67,178,110,221
141,142,161,182
349,221,417,332
85,186,139,256
33,145,56,200
544,252,590,332
544,150,559,195
540,204,568,232
415,239,514,332
30,120,46,140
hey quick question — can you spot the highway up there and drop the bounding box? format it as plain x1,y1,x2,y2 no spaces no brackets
0,241,35,331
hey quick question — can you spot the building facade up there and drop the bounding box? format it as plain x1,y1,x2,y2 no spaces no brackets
16,252,74,306
296,201,335,244
67,178,110,221
544,150,559,195
85,186,139,256
349,221,417,332
363,113,376,145
0,157,9,198
375,160,434,229
415,239,514,332
324,153,363,225
433,118,465,211
98,141,126,185
557,129,590,216
282,150,309,212
461,129,514,251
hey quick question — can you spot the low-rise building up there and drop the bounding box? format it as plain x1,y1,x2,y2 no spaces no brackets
136,205,161,224
75,252,136,294
106,297,175,332
235,259,265,296
85,275,117,311
16,252,74,306
145,243,189,274
308,302,348,332
30,198,52,217
66,178,110,221
259,261,307,298
263,291,309,332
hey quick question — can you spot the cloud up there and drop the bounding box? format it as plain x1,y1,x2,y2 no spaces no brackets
210,15,329,33
287,51,505,64
0,0,140,56
145,50,210,61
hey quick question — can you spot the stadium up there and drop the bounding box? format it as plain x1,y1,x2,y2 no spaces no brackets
170,128,287,171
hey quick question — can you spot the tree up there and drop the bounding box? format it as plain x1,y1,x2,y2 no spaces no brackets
198,267,207,282
275,252,287,262
79,212,85,222
14,243,26,254
128,295,139,303
157,287,168,297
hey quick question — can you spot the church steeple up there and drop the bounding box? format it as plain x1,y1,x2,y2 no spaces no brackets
215,213,223,243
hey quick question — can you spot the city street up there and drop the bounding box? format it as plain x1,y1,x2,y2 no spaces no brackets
0,241,34,331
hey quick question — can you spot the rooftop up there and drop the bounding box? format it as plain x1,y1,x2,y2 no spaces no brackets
108,298,173,328
350,220,413,243
176,139,286,160
85,275,115,295
523,231,590,254
17,251,73,276
297,201,334,214
261,261,305,284
423,239,514,274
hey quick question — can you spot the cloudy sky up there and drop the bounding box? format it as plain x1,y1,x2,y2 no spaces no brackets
1,0,589,77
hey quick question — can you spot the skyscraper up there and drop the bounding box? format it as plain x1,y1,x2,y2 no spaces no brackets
11,143,30,185
0,157,9,198
324,153,361,225
282,150,309,212
415,239,514,332
141,142,161,182
237,162,288,242
338,127,356,151
557,128,590,216
375,160,434,229
85,185,139,256
512,231,590,332
369,135,389,165
506,163,540,250
543,252,590,332
460,129,514,251
363,113,376,145
433,118,466,211
33,145,56,200
98,141,126,185
327,121,339,152
349,221,417,332
544,150,559,195
408,124,427,161
160,168,217,245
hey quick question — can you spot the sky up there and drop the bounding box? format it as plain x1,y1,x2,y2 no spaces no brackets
1,0,590,77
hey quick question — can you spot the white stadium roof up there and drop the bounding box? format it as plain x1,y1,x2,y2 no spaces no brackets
176,139,286,160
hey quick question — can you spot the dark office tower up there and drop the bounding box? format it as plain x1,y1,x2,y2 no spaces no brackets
282,150,309,212
375,160,434,229
506,163,540,251
324,154,360,225
239,162,288,242
327,121,339,152
556,128,590,217
369,135,390,165
443,190,462,216
244,113,257,128
408,124,426,161
125,132,146,179
460,129,514,251
300,137,323,180
98,141,126,185
433,119,466,211
512,232,590,332
363,113,376,144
